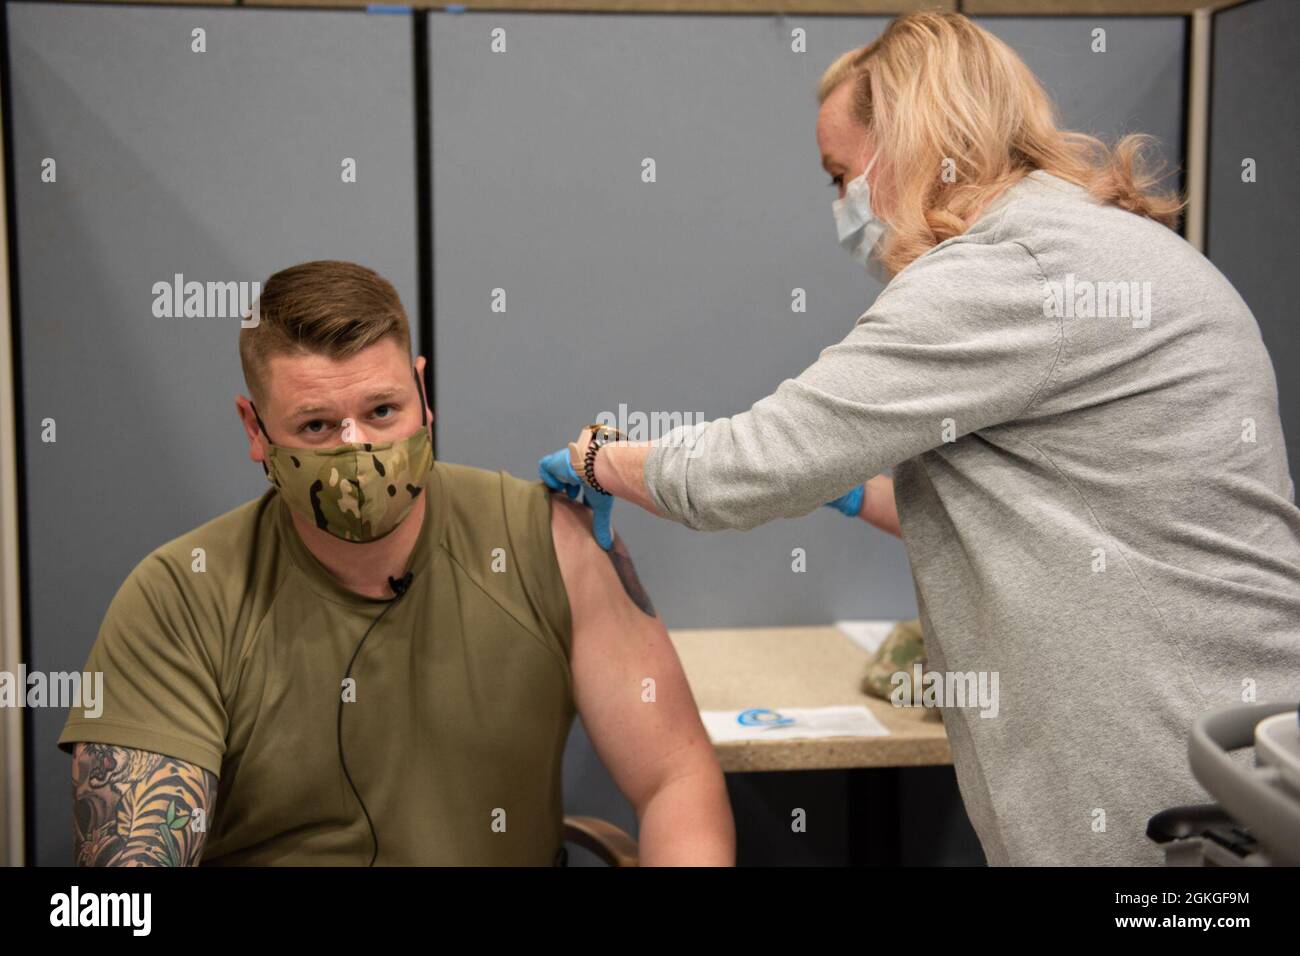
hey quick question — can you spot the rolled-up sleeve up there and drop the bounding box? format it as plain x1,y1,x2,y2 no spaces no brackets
643,238,1060,531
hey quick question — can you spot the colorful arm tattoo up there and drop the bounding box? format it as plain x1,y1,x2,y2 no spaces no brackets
73,742,218,867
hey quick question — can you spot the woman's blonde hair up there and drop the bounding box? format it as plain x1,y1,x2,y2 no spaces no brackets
819,12,1185,274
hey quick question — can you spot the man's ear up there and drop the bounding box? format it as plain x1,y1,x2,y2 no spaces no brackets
234,395,267,463
414,354,435,428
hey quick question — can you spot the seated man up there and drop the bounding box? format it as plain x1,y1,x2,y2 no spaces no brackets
58,260,734,866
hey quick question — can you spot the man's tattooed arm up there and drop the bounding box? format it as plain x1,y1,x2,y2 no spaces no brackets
606,532,656,618
72,742,218,866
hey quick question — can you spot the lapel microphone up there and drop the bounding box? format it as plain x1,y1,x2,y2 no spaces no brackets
388,571,414,598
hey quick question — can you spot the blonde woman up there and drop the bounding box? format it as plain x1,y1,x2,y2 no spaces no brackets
539,12,1300,865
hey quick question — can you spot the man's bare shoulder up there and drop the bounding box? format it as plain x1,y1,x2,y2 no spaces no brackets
548,493,656,619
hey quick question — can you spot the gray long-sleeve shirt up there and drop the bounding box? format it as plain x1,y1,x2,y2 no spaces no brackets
643,170,1300,865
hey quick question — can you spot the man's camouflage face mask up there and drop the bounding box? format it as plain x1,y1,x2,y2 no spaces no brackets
250,366,434,544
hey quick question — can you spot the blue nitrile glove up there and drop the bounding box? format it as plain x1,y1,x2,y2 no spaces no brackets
824,484,865,518
538,447,615,551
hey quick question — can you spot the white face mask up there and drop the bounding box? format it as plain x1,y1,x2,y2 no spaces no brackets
831,151,891,283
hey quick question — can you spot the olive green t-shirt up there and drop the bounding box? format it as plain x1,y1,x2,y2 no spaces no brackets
58,461,576,866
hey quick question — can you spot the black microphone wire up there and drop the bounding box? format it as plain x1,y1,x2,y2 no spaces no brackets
336,571,415,867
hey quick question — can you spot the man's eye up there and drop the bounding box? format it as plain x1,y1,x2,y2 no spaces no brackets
302,420,330,434
372,404,394,419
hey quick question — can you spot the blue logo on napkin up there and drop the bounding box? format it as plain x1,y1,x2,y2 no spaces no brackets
737,708,796,728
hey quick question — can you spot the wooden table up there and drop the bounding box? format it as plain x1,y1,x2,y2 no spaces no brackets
668,625,952,773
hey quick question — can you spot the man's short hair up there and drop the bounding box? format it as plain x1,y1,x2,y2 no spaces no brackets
239,260,411,407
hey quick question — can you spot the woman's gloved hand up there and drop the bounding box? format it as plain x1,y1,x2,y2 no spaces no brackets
824,484,865,518
538,448,615,550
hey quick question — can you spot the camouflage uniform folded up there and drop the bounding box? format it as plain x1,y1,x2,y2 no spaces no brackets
862,619,942,720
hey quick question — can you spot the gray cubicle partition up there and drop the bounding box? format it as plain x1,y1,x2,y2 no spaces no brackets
8,2,418,866
1208,0,1300,481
